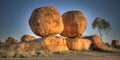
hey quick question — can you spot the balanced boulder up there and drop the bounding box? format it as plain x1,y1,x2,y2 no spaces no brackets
21,35,36,42
60,11,87,37
65,37,91,51
15,36,68,52
85,35,112,51
29,6,64,37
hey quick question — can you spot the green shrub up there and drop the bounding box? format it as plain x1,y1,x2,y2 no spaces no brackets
23,51,36,58
56,51,77,56
14,51,26,58
14,51,38,58
0,50,16,58
0,50,8,58
6,51,15,58
36,51,53,57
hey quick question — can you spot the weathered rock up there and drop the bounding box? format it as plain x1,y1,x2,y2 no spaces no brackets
15,36,68,52
7,44,16,51
60,11,87,37
5,37,17,46
21,35,36,42
65,37,91,51
111,40,120,48
85,35,112,51
29,6,64,37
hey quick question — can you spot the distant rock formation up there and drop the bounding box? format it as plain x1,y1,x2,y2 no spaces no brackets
29,6,64,37
21,35,36,42
5,37,17,46
85,35,112,51
60,11,87,37
15,36,68,52
66,37,91,51
111,40,120,48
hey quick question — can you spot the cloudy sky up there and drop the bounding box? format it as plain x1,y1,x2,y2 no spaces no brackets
0,0,120,43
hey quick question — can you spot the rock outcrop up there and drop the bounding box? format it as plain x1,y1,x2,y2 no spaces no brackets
5,37,17,46
111,40,120,48
15,36,68,52
29,6,64,37
21,35,36,42
65,37,91,51
60,11,87,37
85,35,112,51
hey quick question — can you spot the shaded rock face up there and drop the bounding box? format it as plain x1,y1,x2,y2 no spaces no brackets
21,35,36,42
7,44,16,51
85,35,112,51
29,6,64,37
5,37,17,46
111,40,120,48
15,36,68,52
65,37,91,51
60,11,87,37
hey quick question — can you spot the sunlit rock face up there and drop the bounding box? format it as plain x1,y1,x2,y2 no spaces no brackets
15,36,68,52
85,35,112,51
60,11,87,37
21,35,36,42
111,40,120,48
29,6,64,37
65,37,91,51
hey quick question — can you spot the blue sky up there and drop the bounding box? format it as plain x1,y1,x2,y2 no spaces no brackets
0,0,120,43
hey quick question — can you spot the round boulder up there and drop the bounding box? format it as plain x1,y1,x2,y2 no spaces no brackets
29,6,64,37
60,11,87,37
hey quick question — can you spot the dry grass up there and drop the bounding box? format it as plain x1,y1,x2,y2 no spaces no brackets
0,49,120,58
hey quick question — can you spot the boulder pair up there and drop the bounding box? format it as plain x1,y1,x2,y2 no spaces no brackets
29,6,87,37
28,6,90,52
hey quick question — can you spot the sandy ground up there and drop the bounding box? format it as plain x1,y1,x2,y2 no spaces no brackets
0,56,120,60
0,51,120,60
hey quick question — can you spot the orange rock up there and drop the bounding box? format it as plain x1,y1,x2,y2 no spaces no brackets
16,36,68,52
65,37,91,51
111,40,120,48
60,11,87,37
85,35,112,51
21,35,36,42
29,6,64,37
88,35,103,43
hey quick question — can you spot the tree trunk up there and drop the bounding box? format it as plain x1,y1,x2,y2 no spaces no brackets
98,29,102,40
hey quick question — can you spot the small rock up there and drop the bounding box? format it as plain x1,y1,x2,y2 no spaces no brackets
21,35,36,42
111,40,120,48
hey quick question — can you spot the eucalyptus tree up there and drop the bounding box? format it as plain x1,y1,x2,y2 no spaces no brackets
92,17,111,39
